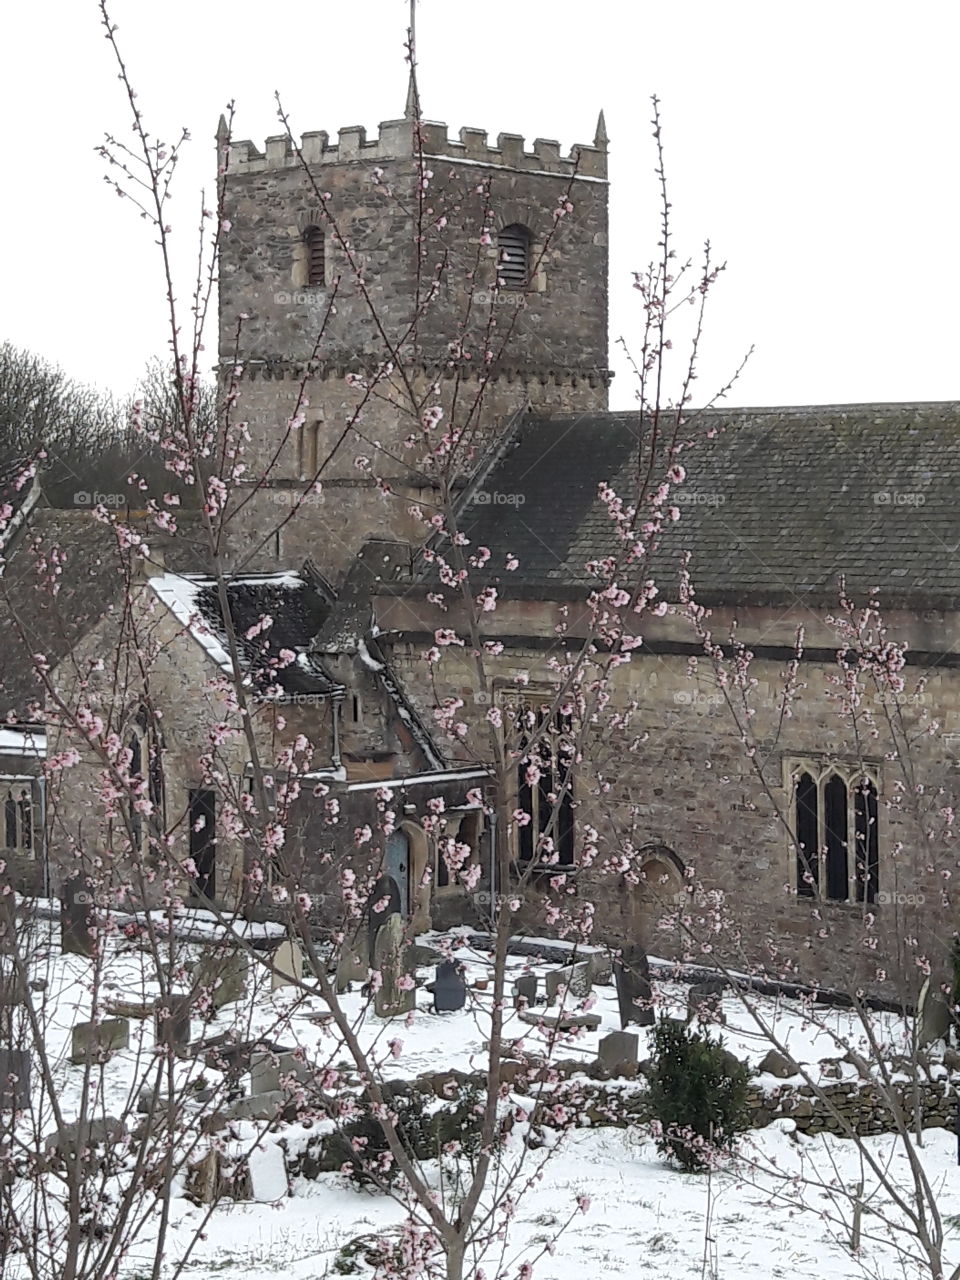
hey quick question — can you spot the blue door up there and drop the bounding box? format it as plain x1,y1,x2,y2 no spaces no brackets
383,829,411,916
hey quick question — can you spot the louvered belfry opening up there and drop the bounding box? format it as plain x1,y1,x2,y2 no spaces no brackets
304,225,325,286
497,224,530,290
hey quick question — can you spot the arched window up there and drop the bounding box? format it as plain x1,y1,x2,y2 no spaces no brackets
791,764,879,904
497,224,530,290
512,701,574,866
127,706,164,859
3,785,34,854
303,225,325,286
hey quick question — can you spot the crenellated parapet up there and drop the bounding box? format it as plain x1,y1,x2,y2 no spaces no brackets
222,117,608,181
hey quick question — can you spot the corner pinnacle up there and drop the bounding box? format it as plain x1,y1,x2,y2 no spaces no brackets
594,109,609,150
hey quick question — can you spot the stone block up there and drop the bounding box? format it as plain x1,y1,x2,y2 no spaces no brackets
70,1018,130,1065
519,1009,601,1032
598,1030,639,1074
250,1050,311,1095
270,939,303,991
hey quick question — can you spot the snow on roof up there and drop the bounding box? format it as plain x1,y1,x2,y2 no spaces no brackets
0,726,46,756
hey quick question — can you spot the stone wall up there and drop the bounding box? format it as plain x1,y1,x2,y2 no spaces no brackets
372,589,960,1000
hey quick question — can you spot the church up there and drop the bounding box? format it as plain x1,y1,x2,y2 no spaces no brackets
3,87,958,1004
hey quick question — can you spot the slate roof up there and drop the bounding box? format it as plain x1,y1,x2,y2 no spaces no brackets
155,570,343,698
454,402,960,607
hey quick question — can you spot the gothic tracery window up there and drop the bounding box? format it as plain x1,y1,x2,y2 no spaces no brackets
791,762,878,903
508,698,575,866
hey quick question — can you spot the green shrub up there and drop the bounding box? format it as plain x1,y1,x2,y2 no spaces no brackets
646,1017,751,1172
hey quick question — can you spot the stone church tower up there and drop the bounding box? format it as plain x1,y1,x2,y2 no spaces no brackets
217,97,610,581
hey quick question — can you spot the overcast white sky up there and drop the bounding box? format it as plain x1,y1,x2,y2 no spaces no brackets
2,0,958,410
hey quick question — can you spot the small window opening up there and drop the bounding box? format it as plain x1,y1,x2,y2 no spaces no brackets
304,225,325,286
497,224,530,290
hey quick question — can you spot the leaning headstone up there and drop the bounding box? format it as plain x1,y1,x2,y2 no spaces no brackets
270,939,303,991
61,875,96,957
373,914,415,1018
513,975,538,1009
154,997,192,1050
598,1030,640,1074
687,979,726,1025
432,961,468,1013
614,947,654,1028
0,1048,30,1109
545,961,592,1006
367,875,402,962
919,994,954,1047
585,951,613,985
70,1017,130,1065
336,944,368,993
250,1049,311,1095
196,947,248,1011
0,890,16,956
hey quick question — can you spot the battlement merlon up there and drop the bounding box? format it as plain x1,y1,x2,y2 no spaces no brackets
220,118,608,181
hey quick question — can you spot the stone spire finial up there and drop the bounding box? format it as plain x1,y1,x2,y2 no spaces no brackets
594,109,609,150
404,71,419,120
216,114,229,144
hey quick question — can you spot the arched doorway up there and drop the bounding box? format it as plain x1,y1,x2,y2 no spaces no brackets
383,828,411,916
633,844,686,947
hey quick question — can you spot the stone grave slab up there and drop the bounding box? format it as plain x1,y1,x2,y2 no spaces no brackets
373,914,415,1018
61,875,96,957
614,947,654,1028
687,979,726,1024
513,974,538,1008
431,960,468,1013
336,943,368,993
545,961,592,1006
367,874,402,962
70,1017,130,1065
270,939,303,991
155,997,192,1050
195,947,249,1011
598,1030,640,1074
0,1048,30,1109
519,1009,602,1032
250,1049,312,1095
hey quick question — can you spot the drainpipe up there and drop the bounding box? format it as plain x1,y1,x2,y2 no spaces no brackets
331,696,343,770
487,807,497,902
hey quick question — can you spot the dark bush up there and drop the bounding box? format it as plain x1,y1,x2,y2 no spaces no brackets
647,1016,751,1172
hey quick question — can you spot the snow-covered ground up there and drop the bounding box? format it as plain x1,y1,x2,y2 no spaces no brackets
2,918,954,1280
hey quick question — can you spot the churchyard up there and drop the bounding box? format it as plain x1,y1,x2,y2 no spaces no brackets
2,894,960,1280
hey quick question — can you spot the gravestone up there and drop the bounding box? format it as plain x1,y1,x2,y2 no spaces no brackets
0,970,25,1007
0,890,16,956
250,1049,311,1095
432,960,468,1013
519,1008,601,1032
155,997,192,1050
70,1017,130,1065
598,1030,640,1074
270,939,303,991
44,1115,125,1159
0,1048,30,1109
545,961,592,1006
61,875,96,957
513,975,538,1008
687,979,726,1025
614,947,654,1029
335,944,368,993
373,913,415,1018
918,994,954,1047
367,874,402,963
196,947,248,1011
